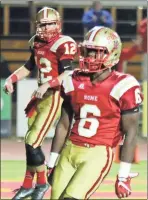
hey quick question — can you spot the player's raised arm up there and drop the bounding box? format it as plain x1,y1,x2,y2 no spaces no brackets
3,50,36,94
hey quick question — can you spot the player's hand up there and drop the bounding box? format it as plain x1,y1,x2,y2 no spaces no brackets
115,172,138,198
3,79,14,94
34,82,49,99
47,167,55,186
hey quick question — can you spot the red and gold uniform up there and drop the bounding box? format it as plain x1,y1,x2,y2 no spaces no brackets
4,7,77,199
25,34,76,148
51,71,143,199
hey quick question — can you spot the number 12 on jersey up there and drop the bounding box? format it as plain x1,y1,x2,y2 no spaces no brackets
64,43,76,55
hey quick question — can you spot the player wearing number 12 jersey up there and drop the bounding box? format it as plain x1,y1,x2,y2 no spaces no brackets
4,7,76,200
47,27,143,199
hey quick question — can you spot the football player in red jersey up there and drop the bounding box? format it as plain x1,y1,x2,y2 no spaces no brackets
4,7,77,200
47,26,143,200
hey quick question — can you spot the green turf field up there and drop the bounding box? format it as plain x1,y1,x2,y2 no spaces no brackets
1,160,147,199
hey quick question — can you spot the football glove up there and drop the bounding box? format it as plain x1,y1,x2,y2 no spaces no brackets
115,172,138,198
3,80,14,94
3,74,18,94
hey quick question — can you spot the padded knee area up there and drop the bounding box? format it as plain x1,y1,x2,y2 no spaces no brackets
26,144,45,166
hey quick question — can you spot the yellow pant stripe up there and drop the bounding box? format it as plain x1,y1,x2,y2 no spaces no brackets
32,91,60,148
85,147,114,199
38,93,62,146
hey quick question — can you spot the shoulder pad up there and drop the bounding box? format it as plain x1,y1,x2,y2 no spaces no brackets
50,35,76,52
110,74,140,101
28,35,36,49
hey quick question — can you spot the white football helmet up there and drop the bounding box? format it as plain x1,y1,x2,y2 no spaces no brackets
36,7,61,41
78,26,122,72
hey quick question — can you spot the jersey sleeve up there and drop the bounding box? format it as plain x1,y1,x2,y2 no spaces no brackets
50,36,77,61
110,75,143,111
119,86,143,111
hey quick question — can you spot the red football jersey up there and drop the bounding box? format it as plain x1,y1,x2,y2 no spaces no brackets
29,34,77,84
62,71,143,147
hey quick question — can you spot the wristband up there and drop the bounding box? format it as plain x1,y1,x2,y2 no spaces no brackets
48,152,59,168
118,162,131,178
48,78,60,88
9,74,18,83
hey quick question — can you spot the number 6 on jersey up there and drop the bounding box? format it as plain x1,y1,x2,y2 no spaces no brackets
78,104,101,138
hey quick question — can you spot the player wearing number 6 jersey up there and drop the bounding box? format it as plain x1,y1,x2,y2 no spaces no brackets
47,26,143,199
3,7,77,200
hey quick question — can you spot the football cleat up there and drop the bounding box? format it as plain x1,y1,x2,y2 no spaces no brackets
12,187,34,199
31,183,49,199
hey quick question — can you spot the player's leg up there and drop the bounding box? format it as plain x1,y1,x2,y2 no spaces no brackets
28,90,63,199
62,144,114,199
13,143,48,200
12,111,37,200
50,143,76,199
13,91,63,199
25,90,63,148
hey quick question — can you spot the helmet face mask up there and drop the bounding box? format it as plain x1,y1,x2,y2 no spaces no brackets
78,43,109,72
78,26,122,73
36,7,61,41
